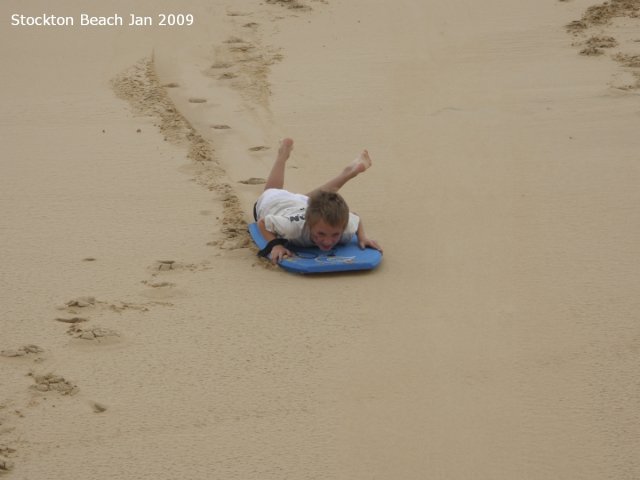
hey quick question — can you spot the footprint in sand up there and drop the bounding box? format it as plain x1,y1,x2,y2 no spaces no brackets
30,373,78,396
66,325,120,342
146,280,175,288
58,296,155,315
1,345,44,358
210,61,232,69
65,296,97,308
54,316,88,324
238,177,266,185
614,53,640,68
266,0,311,11
1,414,18,472
89,401,107,413
249,145,270,151
119,302,153,312
229,44,255,54
55,296,96,313
155,260,178,271
188,97,208,103
211,124,231,129
162,82,180,88
150,259,200,273
579,35,618,56
141,276,193,301
0,457,14,473
224,36,245,44
219,72,238,80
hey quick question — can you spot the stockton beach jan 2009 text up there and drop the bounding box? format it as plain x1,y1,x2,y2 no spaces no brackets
10,13,195,27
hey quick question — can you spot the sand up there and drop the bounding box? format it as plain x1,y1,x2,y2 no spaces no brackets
1,0,639,478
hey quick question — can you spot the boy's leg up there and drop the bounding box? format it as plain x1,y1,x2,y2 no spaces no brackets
306,149,372,196
264,138,294,191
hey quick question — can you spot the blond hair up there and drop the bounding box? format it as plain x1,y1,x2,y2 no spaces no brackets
306,190,350,229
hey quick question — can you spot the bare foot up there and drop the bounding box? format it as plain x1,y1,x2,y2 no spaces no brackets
264,138,294,191
345,149,372,177
277,138,294,162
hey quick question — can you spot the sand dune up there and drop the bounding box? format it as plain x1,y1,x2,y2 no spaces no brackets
1,0,639,478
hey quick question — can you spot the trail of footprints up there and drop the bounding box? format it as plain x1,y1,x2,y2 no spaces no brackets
205,18,284,107
0,254,240,471
0,1,325,472
566,0,640,89
0,257,208,466
112,4,320,254
0,290,165,471
0,345,43,473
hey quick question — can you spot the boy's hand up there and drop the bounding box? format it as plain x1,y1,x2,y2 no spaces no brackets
354,219,382,253
358,236,383,253
270,244,294,264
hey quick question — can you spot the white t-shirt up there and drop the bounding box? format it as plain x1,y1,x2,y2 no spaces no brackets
255,188,359,247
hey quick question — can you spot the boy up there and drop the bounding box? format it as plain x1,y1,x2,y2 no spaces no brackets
254,138,382,264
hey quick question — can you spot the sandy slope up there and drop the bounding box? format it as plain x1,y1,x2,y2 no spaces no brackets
1,0,639,478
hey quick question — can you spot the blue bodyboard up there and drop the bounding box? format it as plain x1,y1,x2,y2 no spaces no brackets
248,223,382,274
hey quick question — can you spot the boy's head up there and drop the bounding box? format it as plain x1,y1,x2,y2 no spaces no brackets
306,190,350,251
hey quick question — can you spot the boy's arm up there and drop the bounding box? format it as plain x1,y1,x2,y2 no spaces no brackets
257,218,293,264
355,218,383,252
257,217,277,242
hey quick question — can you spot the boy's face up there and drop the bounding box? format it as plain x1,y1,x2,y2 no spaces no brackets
309,219,344,251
